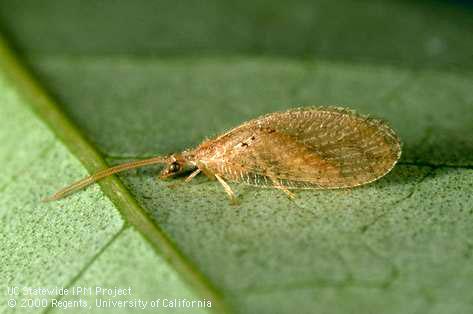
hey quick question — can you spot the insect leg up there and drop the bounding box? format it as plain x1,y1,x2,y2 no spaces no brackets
214,174,238,204
271,178,296,200
167,168,201,189
195,162,216,180
251,150,296,200
185,168,201,182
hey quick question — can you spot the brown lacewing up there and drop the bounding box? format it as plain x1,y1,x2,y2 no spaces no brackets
44,107,401,203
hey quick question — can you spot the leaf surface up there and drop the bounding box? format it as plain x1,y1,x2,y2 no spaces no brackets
0,39,214,314
1,1,473,313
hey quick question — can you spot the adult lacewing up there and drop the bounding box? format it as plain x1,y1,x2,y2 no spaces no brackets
45,107,401,203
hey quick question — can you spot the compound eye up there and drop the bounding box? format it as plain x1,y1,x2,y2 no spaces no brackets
169,162,180,173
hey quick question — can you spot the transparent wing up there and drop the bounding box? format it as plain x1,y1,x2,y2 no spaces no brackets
212,107,401,189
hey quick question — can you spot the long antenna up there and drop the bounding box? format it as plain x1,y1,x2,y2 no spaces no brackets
43,156,167,202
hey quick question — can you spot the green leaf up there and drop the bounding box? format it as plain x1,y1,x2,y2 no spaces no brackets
1,1,473,314
1,0,473,70
0,39,219,314
29,55,473,314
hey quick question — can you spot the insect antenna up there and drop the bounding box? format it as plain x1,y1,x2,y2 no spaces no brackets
43,156,168,202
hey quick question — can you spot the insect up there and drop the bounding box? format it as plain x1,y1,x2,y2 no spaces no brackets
44,107,401,203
